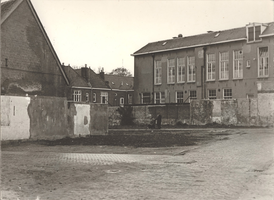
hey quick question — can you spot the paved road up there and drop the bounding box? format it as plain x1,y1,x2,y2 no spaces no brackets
1,128,274,199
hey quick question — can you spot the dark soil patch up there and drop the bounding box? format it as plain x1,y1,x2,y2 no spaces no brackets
1,132,215,148
37,133,210,147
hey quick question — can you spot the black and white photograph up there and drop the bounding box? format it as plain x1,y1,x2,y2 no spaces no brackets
0,0,274,199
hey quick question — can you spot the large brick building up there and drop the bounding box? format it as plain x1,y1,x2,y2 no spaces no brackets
1,0,69,97
132,22,274,104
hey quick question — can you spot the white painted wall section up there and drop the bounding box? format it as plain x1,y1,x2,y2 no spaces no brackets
74,104,90,136
1,96,31,140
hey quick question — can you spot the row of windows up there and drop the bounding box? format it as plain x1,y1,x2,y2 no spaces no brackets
73,90,132,105
141,89,233,104
155,47,269,85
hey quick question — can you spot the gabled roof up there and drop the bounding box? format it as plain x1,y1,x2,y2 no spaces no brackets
1,0,70,85
62,66,91,88
132,22,274,56
75,68,110,90
104,74,134,91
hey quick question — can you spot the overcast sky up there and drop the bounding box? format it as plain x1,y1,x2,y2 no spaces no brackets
26,1,274,74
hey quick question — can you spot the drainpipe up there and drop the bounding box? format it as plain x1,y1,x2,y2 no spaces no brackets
152,55,155,104
203,47,207,99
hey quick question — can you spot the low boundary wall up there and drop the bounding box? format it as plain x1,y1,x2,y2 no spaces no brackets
1,95,108,140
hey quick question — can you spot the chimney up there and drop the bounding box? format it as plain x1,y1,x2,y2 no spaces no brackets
99,70,105,80
178,34,183,37
81,65,89,81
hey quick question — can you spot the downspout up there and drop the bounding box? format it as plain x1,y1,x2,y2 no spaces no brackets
152,55,155,104
203,47,207,99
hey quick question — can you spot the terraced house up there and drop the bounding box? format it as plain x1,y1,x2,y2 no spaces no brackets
132,22,274,104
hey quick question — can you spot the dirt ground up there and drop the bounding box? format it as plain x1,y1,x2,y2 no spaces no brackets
2,128,271,200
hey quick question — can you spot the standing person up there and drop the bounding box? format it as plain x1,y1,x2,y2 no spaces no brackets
156,114,162,129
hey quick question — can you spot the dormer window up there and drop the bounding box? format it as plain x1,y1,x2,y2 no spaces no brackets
246,23,267,43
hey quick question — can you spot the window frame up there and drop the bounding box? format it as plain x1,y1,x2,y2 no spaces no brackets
187,56,196,82
93,93,96,103
206,53,216,81
176,91,184,103
223,89,232,99
189,90,197,101
100,92,108,104
177,57,185,83
154,60,162,85
167,58,175,84
142,93,150,104
120,97,124,105
233,50,243,79
247,25,262,43
258,47,269,78
73,90,82,102
154,92,165,104
219,52,229,80
208,89,217,99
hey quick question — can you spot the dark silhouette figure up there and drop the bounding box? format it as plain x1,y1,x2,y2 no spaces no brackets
156,114,162,129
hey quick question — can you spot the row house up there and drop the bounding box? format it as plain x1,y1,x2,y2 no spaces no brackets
132,22,274,104
75,67,134,106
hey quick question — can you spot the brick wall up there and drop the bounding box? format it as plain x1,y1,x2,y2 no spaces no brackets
1,0,67,97
108,104,190,126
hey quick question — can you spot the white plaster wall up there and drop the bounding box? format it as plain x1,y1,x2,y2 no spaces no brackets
74,104,90,136
1,96,31,140
212,100,222,123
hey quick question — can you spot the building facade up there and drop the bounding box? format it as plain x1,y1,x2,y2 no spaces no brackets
1,0,69,97
132,22,274,104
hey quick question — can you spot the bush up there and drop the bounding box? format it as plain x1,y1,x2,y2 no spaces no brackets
117,106,134,126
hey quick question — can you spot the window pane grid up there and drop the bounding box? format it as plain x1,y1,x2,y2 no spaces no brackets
208,90,216,99
258,47,269,77
167,59,175,83
155,61,162,84
73,90,82,102
187,57,195,82
223,89,232,99
233,50,243,79
220,52,229,80
176,91,184,103
207,54,215,80
177,58,185,83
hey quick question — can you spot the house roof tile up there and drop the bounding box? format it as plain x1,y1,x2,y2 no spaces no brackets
104,74,134,91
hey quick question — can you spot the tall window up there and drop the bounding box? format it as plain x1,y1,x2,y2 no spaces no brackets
120,97,124,105
85,93,89,102
220,52,229,80
142,93,150,104
155,92,165,104
73,90,81,102
176,91,184,103
223,89,232,99
208,90,217,99
258,47,269,77
177,58,185,83
155,60,162,85
187,56,195,82
101,92,108,104
167,59,175,84
233,50,243,79
207,54,216,81
93,93,96,103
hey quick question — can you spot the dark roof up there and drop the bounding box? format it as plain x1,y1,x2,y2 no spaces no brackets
104,74,134,91
62,66,90,88
133,22,274,56
75,68,110,89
